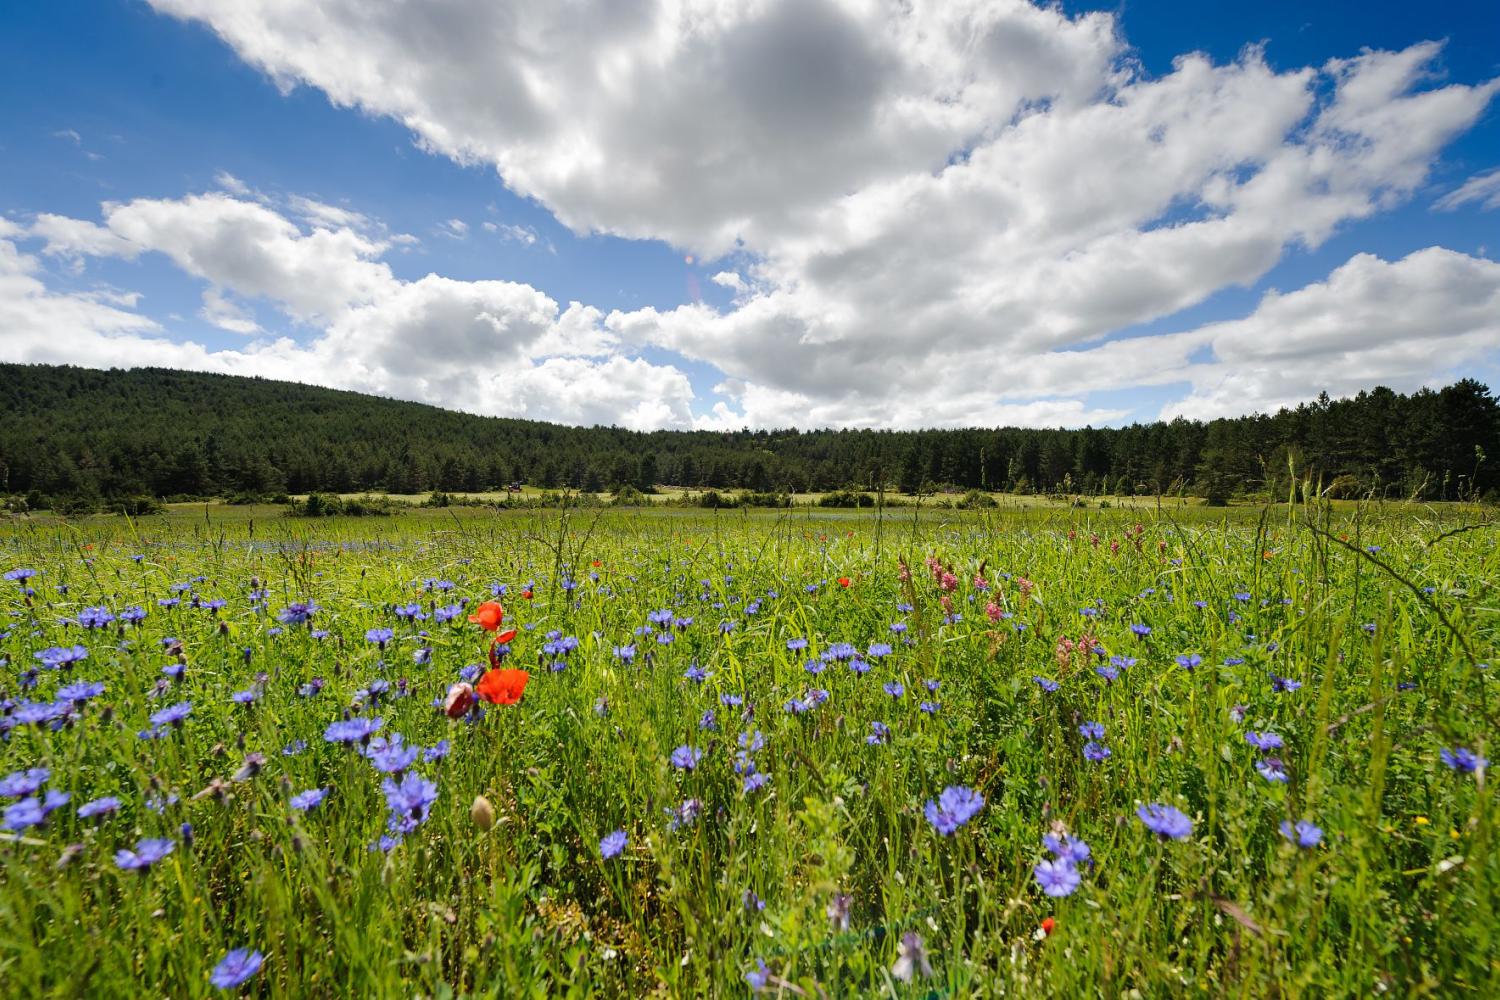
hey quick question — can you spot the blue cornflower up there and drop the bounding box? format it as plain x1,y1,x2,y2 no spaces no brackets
667,797,703,832
35,645,89,669
146,793,178,814
823,642,858,662
298,679,325,698
1096,664,1119,681
115,837,176,871
924,786,984,835
1440,747,1488,773
1043,833,1092,864
919,700,939,715
0,767,50,798
670,745,703,770
149,701,193,728
867,721,890,745
867,642,893,659
743,771,769,793
720,693,743,707
1110,655,1136,669
78,795,121,818
1245,731,1283,751
3,797,46,830
120,606,146,626
924,679,941,693
1256,757,1290,783
699,709,718,731
57,680,105,703
281,740,308,757
889,622,908,634
13,700,68,726
1137,803,1193,840
1279,819,1323,848
600,829,628,859
210,948,264,990
1033,857,1081,897
1175,654,1202,671
276,602,318,626
786,637,808,651
1130,624,1151,638
324,716,383,745
1082,741,1111,761
4,568,36,582
683,664,709,683
367,735,419,774
381,773,438,833
738,730,765,752
365,627,395,646
230,689,258,706
746,959,771,992
883,682,904,698
424,740,450,762
1079,721,1105,739
804,658,826,675
290,788,329,811
78,606,115,629
1270,674,1302,693
1033,676,1059,693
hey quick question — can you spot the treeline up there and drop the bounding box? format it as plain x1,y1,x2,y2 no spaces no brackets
0,364,1495,507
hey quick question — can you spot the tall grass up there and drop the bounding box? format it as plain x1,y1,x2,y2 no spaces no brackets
0,500,1494,996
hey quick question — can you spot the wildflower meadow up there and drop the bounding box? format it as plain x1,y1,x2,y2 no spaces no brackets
1,500,1495,997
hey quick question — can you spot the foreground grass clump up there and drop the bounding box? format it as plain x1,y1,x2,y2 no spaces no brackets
0,503,1495,997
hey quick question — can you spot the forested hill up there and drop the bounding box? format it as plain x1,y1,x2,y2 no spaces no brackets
1,364,1496,504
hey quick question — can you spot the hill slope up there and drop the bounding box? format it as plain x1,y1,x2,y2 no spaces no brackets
0,364,1495,502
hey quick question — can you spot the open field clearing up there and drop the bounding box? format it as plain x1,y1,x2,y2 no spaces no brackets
1,502,1496,997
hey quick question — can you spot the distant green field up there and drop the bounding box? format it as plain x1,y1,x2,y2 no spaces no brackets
0,502,1495,996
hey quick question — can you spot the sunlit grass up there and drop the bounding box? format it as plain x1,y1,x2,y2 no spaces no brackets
0,501,1494,996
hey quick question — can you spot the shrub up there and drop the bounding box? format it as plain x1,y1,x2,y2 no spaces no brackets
958,489,997,509
818,490,875,508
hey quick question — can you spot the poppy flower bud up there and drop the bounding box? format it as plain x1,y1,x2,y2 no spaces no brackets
443,682,476,718
471,795,496,831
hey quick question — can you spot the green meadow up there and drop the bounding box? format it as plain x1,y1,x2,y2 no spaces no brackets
0,500,1495,997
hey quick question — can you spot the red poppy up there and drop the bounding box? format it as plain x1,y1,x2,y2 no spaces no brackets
442,681,475,719
521,588,534,600
837,576,851,588
468,601,506,630
1040,917,1055,936
591,560,602,568
477,668,529,705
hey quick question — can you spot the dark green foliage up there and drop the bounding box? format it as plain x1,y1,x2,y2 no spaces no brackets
818,490,876,508
1,364,1496,505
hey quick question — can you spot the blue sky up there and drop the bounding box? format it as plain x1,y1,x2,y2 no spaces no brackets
1,1,1497,429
